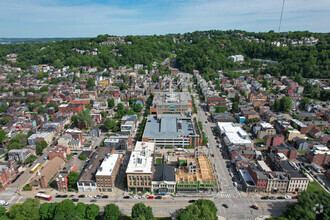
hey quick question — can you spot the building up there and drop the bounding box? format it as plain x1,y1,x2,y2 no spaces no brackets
48,145,70,161
150,91,192,114
104,135,132,150
248,91,267,104
266,171,289,193
28,133,53,145
290,119,308,134
126,142,155,192
56,165,77,192
217,122,253,148
95,153,122,192
152,165,176,194
30,157,66,188
0,164,17,189
212,113,236,123
305,145,330,166
58,103,84,114
227,55,244,62
278,161,309,193
8,149,31,163
254,123,276,139
175,155,215,192
265,134,285,147
142,114,200,148
77,147,114,192
238,169,256,192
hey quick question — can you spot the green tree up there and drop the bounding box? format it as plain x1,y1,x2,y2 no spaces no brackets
232,102,239,113
8,133,28,150
103,204,121,220
131,203,154,220
38,106,46,114
39,86,48,93
107,98,115,108
0,206,6,217
151,74,158,82
39,203,51,220
262,80,269,90
138,68,145,75
54,59,64,69
0,129,7,147
76,109,92,127
36,141,48,155
55,199,76,219
9,198,40,220
87,78,95,91
133,104,142,112
85,204,99,220
79,154,88,160
67,171,80,190
103,118,116,131
281,96,292,112
25,155,37,164
300,97,310,110
176,199,217,220
75,202,87,219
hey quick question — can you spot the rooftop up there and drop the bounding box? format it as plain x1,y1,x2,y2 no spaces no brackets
239,169,255,186
218,122,253,145
126,142,155,174
95,154,120,176
143,114,197,139
152,165,175,182
152,91,191,105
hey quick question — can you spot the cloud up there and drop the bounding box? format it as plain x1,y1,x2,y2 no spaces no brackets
0,0,329,37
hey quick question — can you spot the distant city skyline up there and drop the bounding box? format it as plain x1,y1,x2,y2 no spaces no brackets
1,0,329,38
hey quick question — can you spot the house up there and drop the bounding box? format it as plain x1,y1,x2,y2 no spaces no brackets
48,145,70,161
265,134,285,147
305,145,330,166
248,91,267,106
8,149,32,163
247,163,268,192
56,165,77,192
0,163,17,189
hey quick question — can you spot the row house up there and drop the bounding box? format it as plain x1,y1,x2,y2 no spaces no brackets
305,145,330,166
58,104,84,114
0,163,17,188
56,165,77,192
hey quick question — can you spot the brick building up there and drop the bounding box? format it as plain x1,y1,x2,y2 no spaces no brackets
58,104,84,114
56,165,77,192
305,145,330,166
265,134,285,147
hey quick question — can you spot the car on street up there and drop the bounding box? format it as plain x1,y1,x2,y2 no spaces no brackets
277,196,285,200
250,205,259,210
95,195,101,199
269,196,277,200
222,204,229,208
261,196,269,200
285,196,292,200
78,195,85,198
102,195,108,199
69,195,75,198
71,199,79,202
90,199,97,203
155,196,162,199
123,196,130,199
147,196,154,199
61,195,68,198
55,195,61,198
188,200,196,203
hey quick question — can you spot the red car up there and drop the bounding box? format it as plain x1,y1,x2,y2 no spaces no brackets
211,154,215,157
250,205,259,210
147,196,154,199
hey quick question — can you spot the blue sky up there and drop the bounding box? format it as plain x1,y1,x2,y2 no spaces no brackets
0,0,329,37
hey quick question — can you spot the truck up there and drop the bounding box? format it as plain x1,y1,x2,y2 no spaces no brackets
0,200,9,206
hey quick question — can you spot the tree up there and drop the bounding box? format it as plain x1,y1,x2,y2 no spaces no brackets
131,203,154,220
76,109,92,127
8,133,28,150
67,171,80,190
38,106,46,114
85,204,99,220
55,199,76,219
176,199,217,220
87,78,95,91
0,206,6,217
103,204,121,220
138,68,145,75
133,104,142,112
25,155,37,164
0,129,7,147
75,202,87,219
36,141,48,155
54,59,64,69
79,154,88,160
103,118,116,131
151,74,158,82
107,98,115,108
262,80,269,90
39,86,48,93
9,198,40,220
281,96,292,112
232,102,239,113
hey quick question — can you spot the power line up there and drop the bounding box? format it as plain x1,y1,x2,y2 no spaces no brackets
278,0,286,33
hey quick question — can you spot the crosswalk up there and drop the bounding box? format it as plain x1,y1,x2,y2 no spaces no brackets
0,187,17,198
218,192,241,199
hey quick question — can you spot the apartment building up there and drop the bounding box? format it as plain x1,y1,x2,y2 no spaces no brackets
126,142,155,192
95,153,122,192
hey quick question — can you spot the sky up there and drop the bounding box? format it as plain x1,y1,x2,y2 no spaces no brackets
0,0,329,38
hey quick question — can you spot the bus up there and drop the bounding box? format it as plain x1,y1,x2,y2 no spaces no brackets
35,193,52,201
30,163,41,173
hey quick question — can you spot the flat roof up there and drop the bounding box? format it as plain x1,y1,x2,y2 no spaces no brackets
218,122,252,145
152,91,191,105
126,142,154,174
257,160,272,172
260,122,274,129
95,154,120,176
239,169,255,186
143,114,197,139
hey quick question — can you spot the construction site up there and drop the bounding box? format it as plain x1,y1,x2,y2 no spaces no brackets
175,151,216,192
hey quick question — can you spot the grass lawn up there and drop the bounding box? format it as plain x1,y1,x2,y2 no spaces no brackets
306,180,326,193
298,150,306,155
156,158,162,165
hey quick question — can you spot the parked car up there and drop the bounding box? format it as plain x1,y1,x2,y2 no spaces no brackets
222,204,229,208
147,196,154,199
55,195,61,198
261,196,269,200
102,195,109,199
269,196,277,200
90,199,97,203
250,205,259,210
123,196,130,199
78,195,85,198
71,199,79,202
155,196,162,199
285,196,292,200
277,196,285,200
188,200,196,203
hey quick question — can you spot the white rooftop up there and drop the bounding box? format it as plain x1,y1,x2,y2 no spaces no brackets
126,142,155,174
95,154,120,176
260,122,274,129
257,160,272,172
217,122,252,145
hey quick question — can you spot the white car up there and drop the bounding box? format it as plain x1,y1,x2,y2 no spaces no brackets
285,196,292,200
